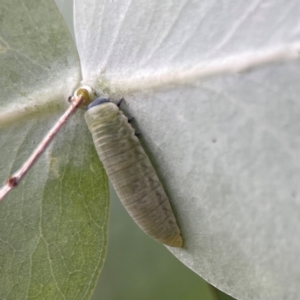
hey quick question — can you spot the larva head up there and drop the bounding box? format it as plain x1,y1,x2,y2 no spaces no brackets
85,98,119,126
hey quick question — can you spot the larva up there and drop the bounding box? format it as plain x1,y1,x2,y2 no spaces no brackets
84,98,183,247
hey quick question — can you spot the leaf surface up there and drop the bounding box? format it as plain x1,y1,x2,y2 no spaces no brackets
74,0,300,299
0,0,109,299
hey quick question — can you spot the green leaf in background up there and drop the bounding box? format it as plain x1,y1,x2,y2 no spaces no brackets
0,0,109,299
93,185,223,300
74,0,300,299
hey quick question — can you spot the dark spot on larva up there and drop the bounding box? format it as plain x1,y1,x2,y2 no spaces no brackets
292,191,297,197
162,205,169,212
212,138,217,143
117,98,124,107
128,117,135,123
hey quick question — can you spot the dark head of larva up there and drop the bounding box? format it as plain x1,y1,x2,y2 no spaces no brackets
86,97,110,110
84,97,120,125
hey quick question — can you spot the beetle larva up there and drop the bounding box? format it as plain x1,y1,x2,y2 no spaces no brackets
84,98,183,247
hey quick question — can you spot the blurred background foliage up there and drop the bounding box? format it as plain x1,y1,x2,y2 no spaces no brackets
91,187,236,300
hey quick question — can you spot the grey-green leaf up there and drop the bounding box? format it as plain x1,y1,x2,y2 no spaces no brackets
0,0,109,299
74,0,300,299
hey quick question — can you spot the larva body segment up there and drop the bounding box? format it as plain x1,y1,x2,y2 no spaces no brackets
84,99,183,247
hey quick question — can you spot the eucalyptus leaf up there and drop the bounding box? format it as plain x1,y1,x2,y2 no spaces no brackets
0,0,109,299
74,0,300,299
